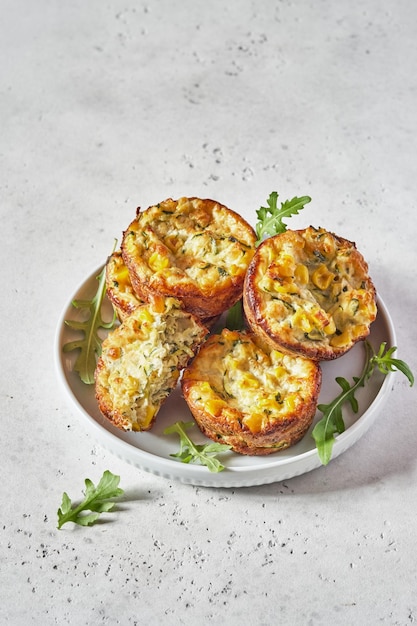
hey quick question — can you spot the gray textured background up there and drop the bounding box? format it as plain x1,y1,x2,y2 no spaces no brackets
2,1,417,624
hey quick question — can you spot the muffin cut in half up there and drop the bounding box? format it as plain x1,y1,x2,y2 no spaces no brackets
95,297,208,432
105,250,144,321
121,197,256,319
181,328,322,455
244,226,377,361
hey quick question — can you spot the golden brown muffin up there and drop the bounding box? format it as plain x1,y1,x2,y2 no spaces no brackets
243,226,377,361
105,250,144,321
95,297,208,432
121,197,256,319
181,328,321,455
106,250,221,328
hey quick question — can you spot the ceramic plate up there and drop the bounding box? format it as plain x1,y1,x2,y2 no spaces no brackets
55,267,396,487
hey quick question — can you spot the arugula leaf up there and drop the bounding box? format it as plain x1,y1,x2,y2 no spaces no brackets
57,470,124,529
164,421,231,472
255,191,311,245
225,299,245,331
63,258,117,384
312,342,414,465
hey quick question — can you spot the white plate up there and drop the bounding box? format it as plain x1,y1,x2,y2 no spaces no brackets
55,267,397,488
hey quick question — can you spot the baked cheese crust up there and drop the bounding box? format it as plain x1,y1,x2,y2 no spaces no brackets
244,227,377,360
181,328,321,455
121,197,256,318
105,251,144,321
95,298,208,431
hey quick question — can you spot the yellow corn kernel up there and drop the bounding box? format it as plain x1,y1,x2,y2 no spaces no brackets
206,397,226,417
136,306,154,324
274,365,287,379
260,277,276,294
312,264,334,290
150,294,166,314
197,381,212,395
323,317,337,335
278,254,295,277
270,349,285,362
259,398,280,414
240,373,260,389
292,309,313,333
223,329,241,343
295,263,309,285
351,323,368,340
143,404,157,428
148,251,170,271
284,394,297,412
330,329,351,347
229,264,240,277
243,412,265,433
273,281,298,294
115,265,131,284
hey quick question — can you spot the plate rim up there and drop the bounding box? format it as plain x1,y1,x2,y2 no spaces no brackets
54,265,397,488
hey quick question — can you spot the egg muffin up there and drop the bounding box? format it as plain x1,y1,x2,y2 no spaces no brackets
105,250,144,321
181,328,321,455
243,226,377,361
95,297,208,432
106,250,220,328
121,197,256,319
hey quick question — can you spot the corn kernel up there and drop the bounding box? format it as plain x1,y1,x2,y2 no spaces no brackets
243,412,265,433
351,324,367,339
330,329,351,347
270,349,285,361
274,366,287,379
136,307,154,324
323,318,337,335
116,267,130,285
151,295,166,313
292,309,313,332
273,281,298,294
143,404,157,428
240,373,260,389
148,251,170,271
206,398,226,417
312,264,334,290
278,254,295,277
284,394,297,412
295,263,309,285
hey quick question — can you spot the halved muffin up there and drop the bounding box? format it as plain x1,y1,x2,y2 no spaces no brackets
105,250,144,321
121,197,256,319
181,328,321,455
244,226,377,361
95,297,208,432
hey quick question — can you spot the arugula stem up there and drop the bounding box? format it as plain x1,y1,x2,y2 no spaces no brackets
312,341,414,466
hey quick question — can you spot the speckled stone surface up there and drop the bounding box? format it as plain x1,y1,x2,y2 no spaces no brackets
2,1,417,624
